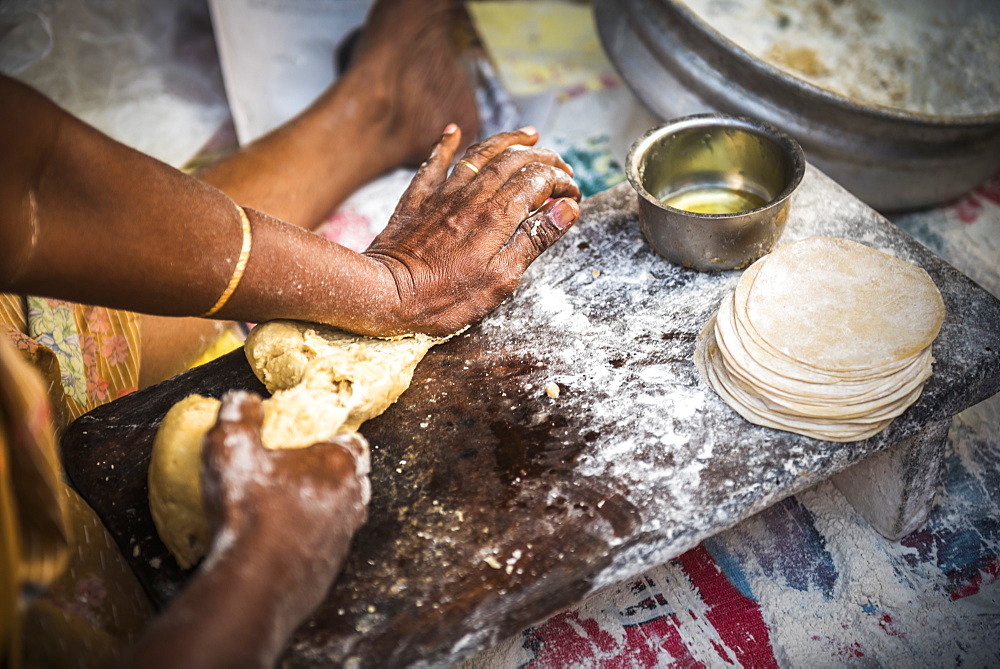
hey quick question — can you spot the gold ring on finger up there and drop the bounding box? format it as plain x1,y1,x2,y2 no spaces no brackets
455,159,480,175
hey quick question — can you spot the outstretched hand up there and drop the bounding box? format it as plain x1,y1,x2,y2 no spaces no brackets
364,126,582,336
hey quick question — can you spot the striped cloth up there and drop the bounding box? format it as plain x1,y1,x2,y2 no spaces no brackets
0,295,151,668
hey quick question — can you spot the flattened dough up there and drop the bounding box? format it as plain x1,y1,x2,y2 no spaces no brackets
149,320,441,567
743,237,944,371
695,237,944,442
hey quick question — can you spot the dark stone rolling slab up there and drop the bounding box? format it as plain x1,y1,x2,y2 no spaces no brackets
62,168,1000,666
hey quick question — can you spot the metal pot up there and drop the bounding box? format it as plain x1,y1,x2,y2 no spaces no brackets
594,0,1000,212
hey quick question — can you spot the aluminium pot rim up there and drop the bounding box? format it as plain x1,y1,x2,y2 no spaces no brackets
594,0,1000,211
626,0,1000,130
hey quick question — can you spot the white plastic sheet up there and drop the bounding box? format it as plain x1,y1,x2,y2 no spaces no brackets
207,0,373,145
0,0,230,167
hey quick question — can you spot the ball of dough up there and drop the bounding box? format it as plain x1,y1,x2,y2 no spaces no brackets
148,390,356,568
151,320,438,568
148,394,219,569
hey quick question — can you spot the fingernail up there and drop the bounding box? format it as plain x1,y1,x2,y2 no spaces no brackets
549,198,579,230
443,123,458,136
518,125,538,136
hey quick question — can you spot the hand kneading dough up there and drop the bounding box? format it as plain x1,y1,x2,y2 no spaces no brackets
149,320,441,568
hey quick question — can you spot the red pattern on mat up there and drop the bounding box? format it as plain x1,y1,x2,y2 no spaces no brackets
949,556,1000,601
676,546,778,668
621,614,704,668
950,170,1000,224
523,608,704,668
523,545,779,667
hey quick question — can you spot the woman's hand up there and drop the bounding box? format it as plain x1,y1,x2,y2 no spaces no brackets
125,392,370,668
201,391,370,602
364,126,581,336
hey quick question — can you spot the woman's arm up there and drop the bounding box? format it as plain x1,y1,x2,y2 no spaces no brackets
0,74,389,324
195,0,481,231
0,74,580,337
121,392,370,669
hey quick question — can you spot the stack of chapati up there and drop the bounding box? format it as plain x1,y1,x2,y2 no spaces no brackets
695,237,945,442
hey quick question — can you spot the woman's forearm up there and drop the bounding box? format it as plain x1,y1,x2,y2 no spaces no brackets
122,523,339,669
0,75,396,330
209,206,400,333
1,75,581,339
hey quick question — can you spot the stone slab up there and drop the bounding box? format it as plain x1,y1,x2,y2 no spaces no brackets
832,417,951,541
61,167,1000,666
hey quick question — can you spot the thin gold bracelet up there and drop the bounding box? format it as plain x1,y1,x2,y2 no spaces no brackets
201,205,252,318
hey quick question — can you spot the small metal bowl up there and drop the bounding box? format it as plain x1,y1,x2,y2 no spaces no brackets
626,114,805,271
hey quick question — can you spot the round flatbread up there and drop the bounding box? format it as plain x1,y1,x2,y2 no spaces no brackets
694,237,944,442
732,260,924,381
742,237,944,372
715,292,932,414
696,318,896,442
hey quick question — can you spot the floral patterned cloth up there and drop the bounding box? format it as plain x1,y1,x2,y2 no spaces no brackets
0,294,141,430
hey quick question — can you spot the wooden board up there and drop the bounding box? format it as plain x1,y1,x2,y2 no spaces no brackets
62,170,1000,666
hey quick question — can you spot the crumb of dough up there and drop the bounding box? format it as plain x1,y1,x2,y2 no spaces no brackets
545,382,561,399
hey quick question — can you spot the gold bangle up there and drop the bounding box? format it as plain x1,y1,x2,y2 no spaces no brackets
201,205,252,317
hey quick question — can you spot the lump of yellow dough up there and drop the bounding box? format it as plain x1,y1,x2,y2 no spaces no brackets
148,389,358,569
244,320,441,432
150,321,441,568
148,395,220,569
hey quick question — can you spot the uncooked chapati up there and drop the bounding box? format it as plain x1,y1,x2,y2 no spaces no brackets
695,237,944,442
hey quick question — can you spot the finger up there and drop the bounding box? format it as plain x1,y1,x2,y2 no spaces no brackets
299,432,372,506
492,197,580,276
446,126,540,187
203,390,265,479
451,158,481,180
397,123,463,210
331,432,371,506
495,162,582,224
471,146,576,200
201,390,265,534
331,432,371,479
